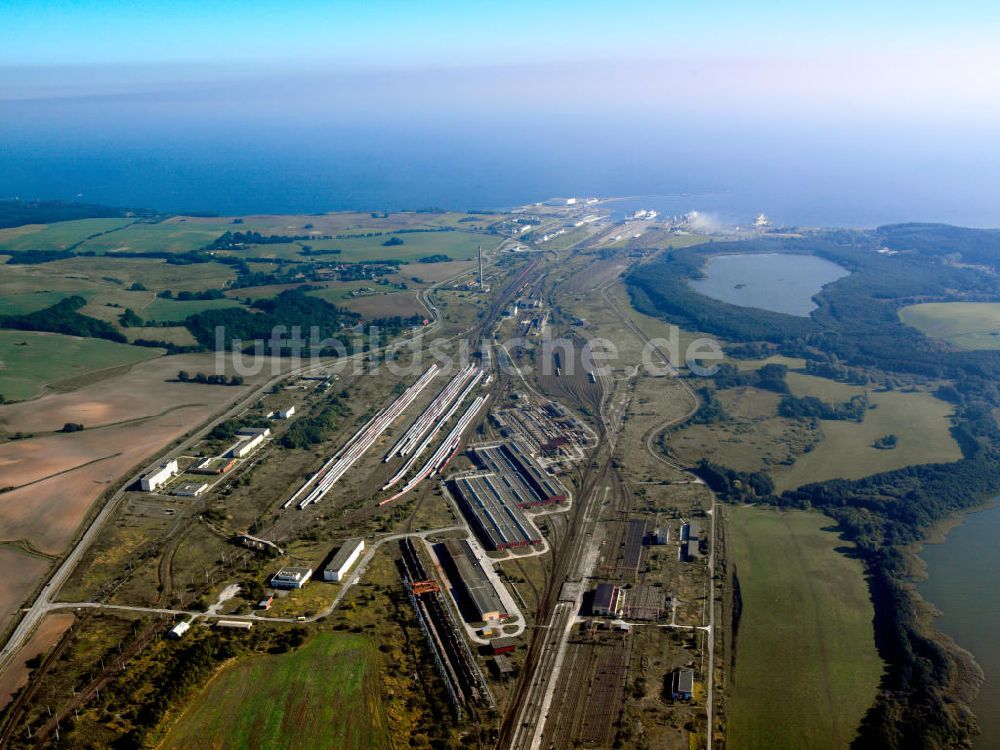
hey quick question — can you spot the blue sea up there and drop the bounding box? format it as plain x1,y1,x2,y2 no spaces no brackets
2,89,1000,228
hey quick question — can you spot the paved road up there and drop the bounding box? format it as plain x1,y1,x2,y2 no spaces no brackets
37,525,467,625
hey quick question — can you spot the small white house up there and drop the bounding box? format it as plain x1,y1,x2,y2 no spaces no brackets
277,406,296,419
168,620,191,639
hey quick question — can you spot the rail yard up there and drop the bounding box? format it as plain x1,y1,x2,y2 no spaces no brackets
0,203,721,750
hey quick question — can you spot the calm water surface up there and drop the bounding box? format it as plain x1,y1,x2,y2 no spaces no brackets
918,502,1000,749
688,252,849,316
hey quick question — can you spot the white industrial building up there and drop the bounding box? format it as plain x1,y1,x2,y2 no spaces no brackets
168,619,191,639
322,538,365,582
227,431,267,458
237,426,271,438
172,481,209,497
277,406,295,419
270,567,313,589
141,459,179,492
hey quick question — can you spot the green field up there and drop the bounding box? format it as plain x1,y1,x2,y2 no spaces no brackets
0,330,162,401
773,373,961,491
899,302,1000,350
727,506,884,750
0,218,136,253
159,633,389,750
301,231,496,263
42,256,237,292
139,297,243,323
0,290,95,316
75,220,231,255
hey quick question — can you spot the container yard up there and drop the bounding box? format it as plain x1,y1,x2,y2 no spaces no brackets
284,365,439,509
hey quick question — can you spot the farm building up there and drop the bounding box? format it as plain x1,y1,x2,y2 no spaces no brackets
167,620,191,639
592,583,624,617
670,668,694,700
321,538,365,582
141,459,179,491
270,567,313,589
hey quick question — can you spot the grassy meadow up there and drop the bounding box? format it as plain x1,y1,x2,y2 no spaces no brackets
159,633,390,750
899,302,1000,350
0,330,162,401
138,296,244,323
773,373,961,491
726,505,884,750
0,218,137,253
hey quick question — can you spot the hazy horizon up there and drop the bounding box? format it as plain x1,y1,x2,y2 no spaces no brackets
3,2,1000,226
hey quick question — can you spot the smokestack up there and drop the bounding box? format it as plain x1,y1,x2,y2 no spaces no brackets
478,245,484,290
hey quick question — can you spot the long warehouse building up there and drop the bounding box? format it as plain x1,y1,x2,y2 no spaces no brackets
450,473,541,550
439,539,509,623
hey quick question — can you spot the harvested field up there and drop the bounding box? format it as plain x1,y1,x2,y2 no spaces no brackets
0,612,75,709
0,547,51,635
124,326,199,347
0,330,162,401
726,506,883,750
342,291,427,319
0,354,276,556
159,632,390,750
398,259,475,283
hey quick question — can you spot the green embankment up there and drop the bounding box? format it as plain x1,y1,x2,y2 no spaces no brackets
159,633,389,750
727,506,884,750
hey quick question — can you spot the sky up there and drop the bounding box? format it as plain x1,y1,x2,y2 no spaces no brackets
1,1,1000,224
1,0,998,120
